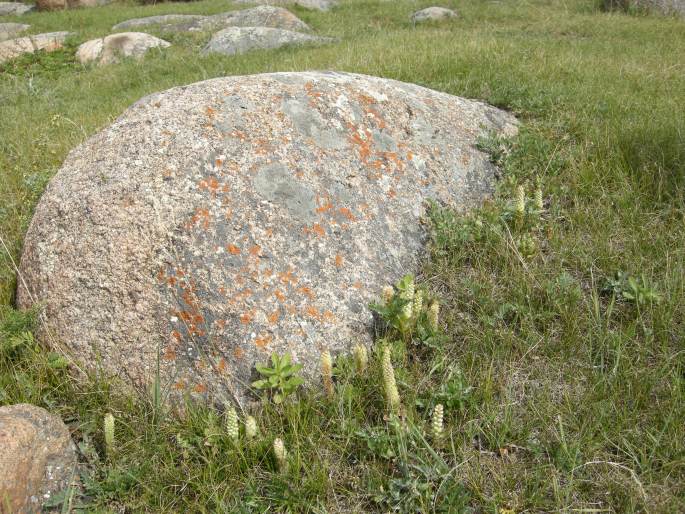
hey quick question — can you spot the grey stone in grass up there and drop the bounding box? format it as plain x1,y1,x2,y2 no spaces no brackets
112,6,310,33
232,0,338,12
607,0,685,15
17,72,517,407
0,31,71,64
0,2,34,15
203,26,330,56
411,6,458,23
0,404,78,513
0,22,29,42
76,32,170,65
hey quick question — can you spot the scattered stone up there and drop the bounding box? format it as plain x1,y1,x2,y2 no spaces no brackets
0,404,78,513
36,0,110,10
233,0,337,12
411,6,458,23
0,2,34,15
605,0,684,15
0,22,30,42
0,31,71,65
112,6,310,33
76,32,170,65
18,72,517,406
203,26,330,56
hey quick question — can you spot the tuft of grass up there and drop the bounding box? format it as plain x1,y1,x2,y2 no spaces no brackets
1,0,684,511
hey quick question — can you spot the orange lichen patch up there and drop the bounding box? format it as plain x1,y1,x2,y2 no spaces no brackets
215,157,224,167
406,151,414,160
255,335,272,348
274,289,286,302
338,208,357,222
227,244,241,255
173,380,186,390
193,314,204,324
233,347,245,359
286,303,298,315
298,286,314,299
230,130,247,141
263,268,273,277
279,269,298,285
304,305,322,321
205,106,216,118
323,310,335,322
335,254,344,268
311,223,326,237
240,311,254,324
352,281,363,289
199,176,220,194
188,208,210,230
217,358,227,372
349,129,373,162
193,383,208,393
268,308,280,324
316,195,334,213
248,245,262,257
215,319,226,329
157,268,166,282
304,81,323,99
387,189,397,199
163,348,177,361
218,287,226,296
171,330,182,341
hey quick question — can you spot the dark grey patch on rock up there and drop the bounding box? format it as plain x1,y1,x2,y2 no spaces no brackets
254,163,317,222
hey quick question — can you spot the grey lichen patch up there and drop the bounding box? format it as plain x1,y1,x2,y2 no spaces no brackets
17,72,517,406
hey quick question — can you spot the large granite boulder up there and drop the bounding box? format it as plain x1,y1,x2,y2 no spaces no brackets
0,2,34,15
203,26,330,56
0,31,71,64
411,7,458,23
0,404,78,512
36,0,110,10
18,72,517,405
0,22,29,42
113,6,310,33
233,0,337,12
76,32,170,65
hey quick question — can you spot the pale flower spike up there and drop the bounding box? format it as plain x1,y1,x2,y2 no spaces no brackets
353,344,368,373
382,285,394,304
428,301,439,331
413,289,423,318
534,186,544,211
401,277,414,319
104,412,115,457
273,438,288,471
515,185,526,217
226,407,239,441
381,345,400,411
432,404,444,439
321,351,334,398
245,415,258,440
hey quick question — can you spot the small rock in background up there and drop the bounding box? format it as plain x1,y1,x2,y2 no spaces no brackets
233,0,338,12
411,6,458,24
0,31,71,65
112,6,310,34
203,26,331,56
76,32,170,65
0,22,30,42
36,0,110,11
0,404,78,513
0,2,34,15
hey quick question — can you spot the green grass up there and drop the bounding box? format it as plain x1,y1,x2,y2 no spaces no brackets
1,0,684,511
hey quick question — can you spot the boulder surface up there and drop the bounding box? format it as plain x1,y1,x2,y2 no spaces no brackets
411,6,458,23
18,72,517,405
76,32,170,65
0,404,78,512
0,31,71,64
203,26,329,55
112,6,310,33
0,22,30,42
233,0,337,11
0,2,33,15
36,0,110,10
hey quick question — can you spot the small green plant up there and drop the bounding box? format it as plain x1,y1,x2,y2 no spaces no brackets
252,353,304,404
603,271,661,306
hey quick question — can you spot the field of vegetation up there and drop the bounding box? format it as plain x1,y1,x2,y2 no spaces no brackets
1,0,684,511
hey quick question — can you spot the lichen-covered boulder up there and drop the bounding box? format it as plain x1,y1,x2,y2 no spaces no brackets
18,72,516,405
203,26,330,56
112,6,310,33
0,32,71,64
0,22,30,42
76,32,170,65
0,2,33,15
0,404,78,513
411,7,458,23
233,0,337,12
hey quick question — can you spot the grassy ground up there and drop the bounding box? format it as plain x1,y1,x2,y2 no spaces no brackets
1,0,684,511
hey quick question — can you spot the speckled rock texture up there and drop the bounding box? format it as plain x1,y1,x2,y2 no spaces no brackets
614,0,685,15
0,404,78,513
203,26,330,56
0,22,29,42
36,0,110,10
76,32,171,65
18,72,517,406
0,2,33,15
112,6,310,33
233,0,338,12
411,6,458,23
0,32,71,64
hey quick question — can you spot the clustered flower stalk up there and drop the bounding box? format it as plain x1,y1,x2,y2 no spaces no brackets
534,185,544,211
412,289,423,319
401,277,415,320
104,412,115,457
273,438,288,472
381,345,400,411
431,404,444,440
245,415,257,440
428,301,440,332
354,344,368,373
226,407,239,441
515,185,526,222
321,351,334,398
382,285,394,305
